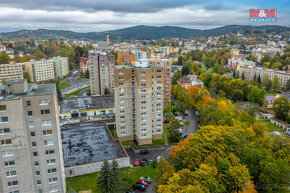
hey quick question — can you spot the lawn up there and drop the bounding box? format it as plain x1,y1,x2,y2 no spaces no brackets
141,139,166,146
58,82,71,90
66,165,157,193
76,76,89,81
183,121,190,126
257,118,283,132
64,86,89,98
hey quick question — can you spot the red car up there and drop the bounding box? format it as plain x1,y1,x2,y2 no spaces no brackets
163,118,169,123
134,159,141,166
137,179,148,186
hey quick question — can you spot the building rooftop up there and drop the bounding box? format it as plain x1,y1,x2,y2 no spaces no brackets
61,121,127,167
60,95,114,113
114,64,162,70
0,83,55,101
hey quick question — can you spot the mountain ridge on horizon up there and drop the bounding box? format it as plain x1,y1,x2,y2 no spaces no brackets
0,24,289,41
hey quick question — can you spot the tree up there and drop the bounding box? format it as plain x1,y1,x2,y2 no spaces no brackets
85,69,90,79
247,86,266,106
253,73,257,82
271,75,280,92
232,89,243,102
111,160,123,193
273,96,290,121
257,73,261,84
261,73,272,90
97,159,114,193
0,53,10,64
172,70,182,85
287,79,290,91
23,72,31,83
241,72,245,80
167,117,181,143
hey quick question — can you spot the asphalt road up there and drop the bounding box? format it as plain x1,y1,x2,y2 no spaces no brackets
60,70,90,94
181,109,199,137
78,87,89,96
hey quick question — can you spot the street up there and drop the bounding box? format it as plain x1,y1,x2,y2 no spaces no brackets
60,70,90,95
181,109,199,137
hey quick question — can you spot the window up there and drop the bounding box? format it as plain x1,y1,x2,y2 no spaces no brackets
157,87,162,90
141,112,146,116
120,121,125,124
157,129,161,133
118,71,124,75
32,142,37,147
120,104,125,109
142,134,147,137
31,132,35,137
34,161,39,166
141,71,146,75
120,126,125,130
120,132,125,135
27,111,33,116
45,149,55,155
141,78,146,81
142,118,146,121
50,186,60,192
156,103,161,107
141,84,146,87
26,101,31,106
0,128,10,135
49,177,58,184
42,120,52,126
141,95,146,99
43,130,52,136
119,82,124,86
35,171,40,176
120,99,124,103
119,94,124,97
142,129,146,132
157,76,161,79
44,140,54,146
48,168,57,174
38,190,42,193
119,88,124,92
46,159,56,165
142,123,146,127
29,121,34,128
157,70,161,73
9,191,19,193
40,109,50,115
6,171,17,177
7,180,18,188
5,160,15,167
141,89,146,93
0,105,6,111
120,116,125,119
119,77,124,80
33,152,38,157
36,180,41,185
39,99,50,105
141,106,146,110
141,101,146,104
2,150,13,157
157,81,161,84
1,139,12,146
0,117,8,123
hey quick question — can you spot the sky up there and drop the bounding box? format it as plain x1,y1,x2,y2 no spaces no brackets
0,0,289,32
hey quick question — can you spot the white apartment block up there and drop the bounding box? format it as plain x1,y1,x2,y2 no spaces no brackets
0,62,24,83
239,65,290,89
89,54,115,95
0,79,65,193
53,57,69,79
114,63,164,145
131,50,148,60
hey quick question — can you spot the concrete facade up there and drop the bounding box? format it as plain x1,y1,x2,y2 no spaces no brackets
0,62,24,83
0,79,65,193
114,63,164,145
89,54,115,95
53,56,69,79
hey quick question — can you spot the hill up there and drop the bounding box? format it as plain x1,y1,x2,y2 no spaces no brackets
0,25,289,41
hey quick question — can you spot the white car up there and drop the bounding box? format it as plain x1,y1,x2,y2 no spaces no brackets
178,128,182,134
176,116,183,121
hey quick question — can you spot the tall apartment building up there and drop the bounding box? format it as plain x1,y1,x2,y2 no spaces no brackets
0,62,24,82
239,65,290,89
117,52,135,65
148,59,172,103
25,57,69,83
53,56,69,78
79,57,89,75
0,79,65,193
131,50,147,60
114,62,164,145
89,54,115,95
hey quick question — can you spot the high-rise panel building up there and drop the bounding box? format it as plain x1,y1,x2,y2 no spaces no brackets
89,53,115,95
148,59,172,103
0,79,65,193
0,62,24,82
117,52,135,65
114,62,164,145
53,56,69,79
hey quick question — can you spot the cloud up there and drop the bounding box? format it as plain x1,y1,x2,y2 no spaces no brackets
0,0,288,32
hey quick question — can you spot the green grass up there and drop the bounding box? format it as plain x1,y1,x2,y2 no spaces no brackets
64,86,89,98
121,141,138,149
58,82,71,90
141,139,166,146
66,165,157,193
183,121,190,126
257,118,283,132
265,91,276,96
109,127,117,139
76,76,89,81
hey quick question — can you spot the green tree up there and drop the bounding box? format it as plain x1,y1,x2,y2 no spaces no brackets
97,159,114,193
247,86,266,106
111,160,123,193
167,118,181,143
271,75,280,92
0,53,10,64
23,72,31,83
257,73,261,84
85,69,90,79
261,73,272,90
232,89,243,102
273,96,290,121
241,72,245,80
287,79,290,91
172,70,182,85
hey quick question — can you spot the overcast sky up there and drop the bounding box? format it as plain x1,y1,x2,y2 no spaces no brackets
0,0,289,32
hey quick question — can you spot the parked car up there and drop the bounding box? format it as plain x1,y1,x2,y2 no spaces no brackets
182,134,188,138
176,116,183,121
174,111,180,116
184,111,189,116
134,159,141,166
126,190,135,193
197,117,200,123
137,179,148,186
180,122,184,126
139,150,149,154
178,128,182,134
140,176,152,184
147,159,153,165
163,118,169,123
140,160,146,167
195,111,199,115
132,184,145,192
